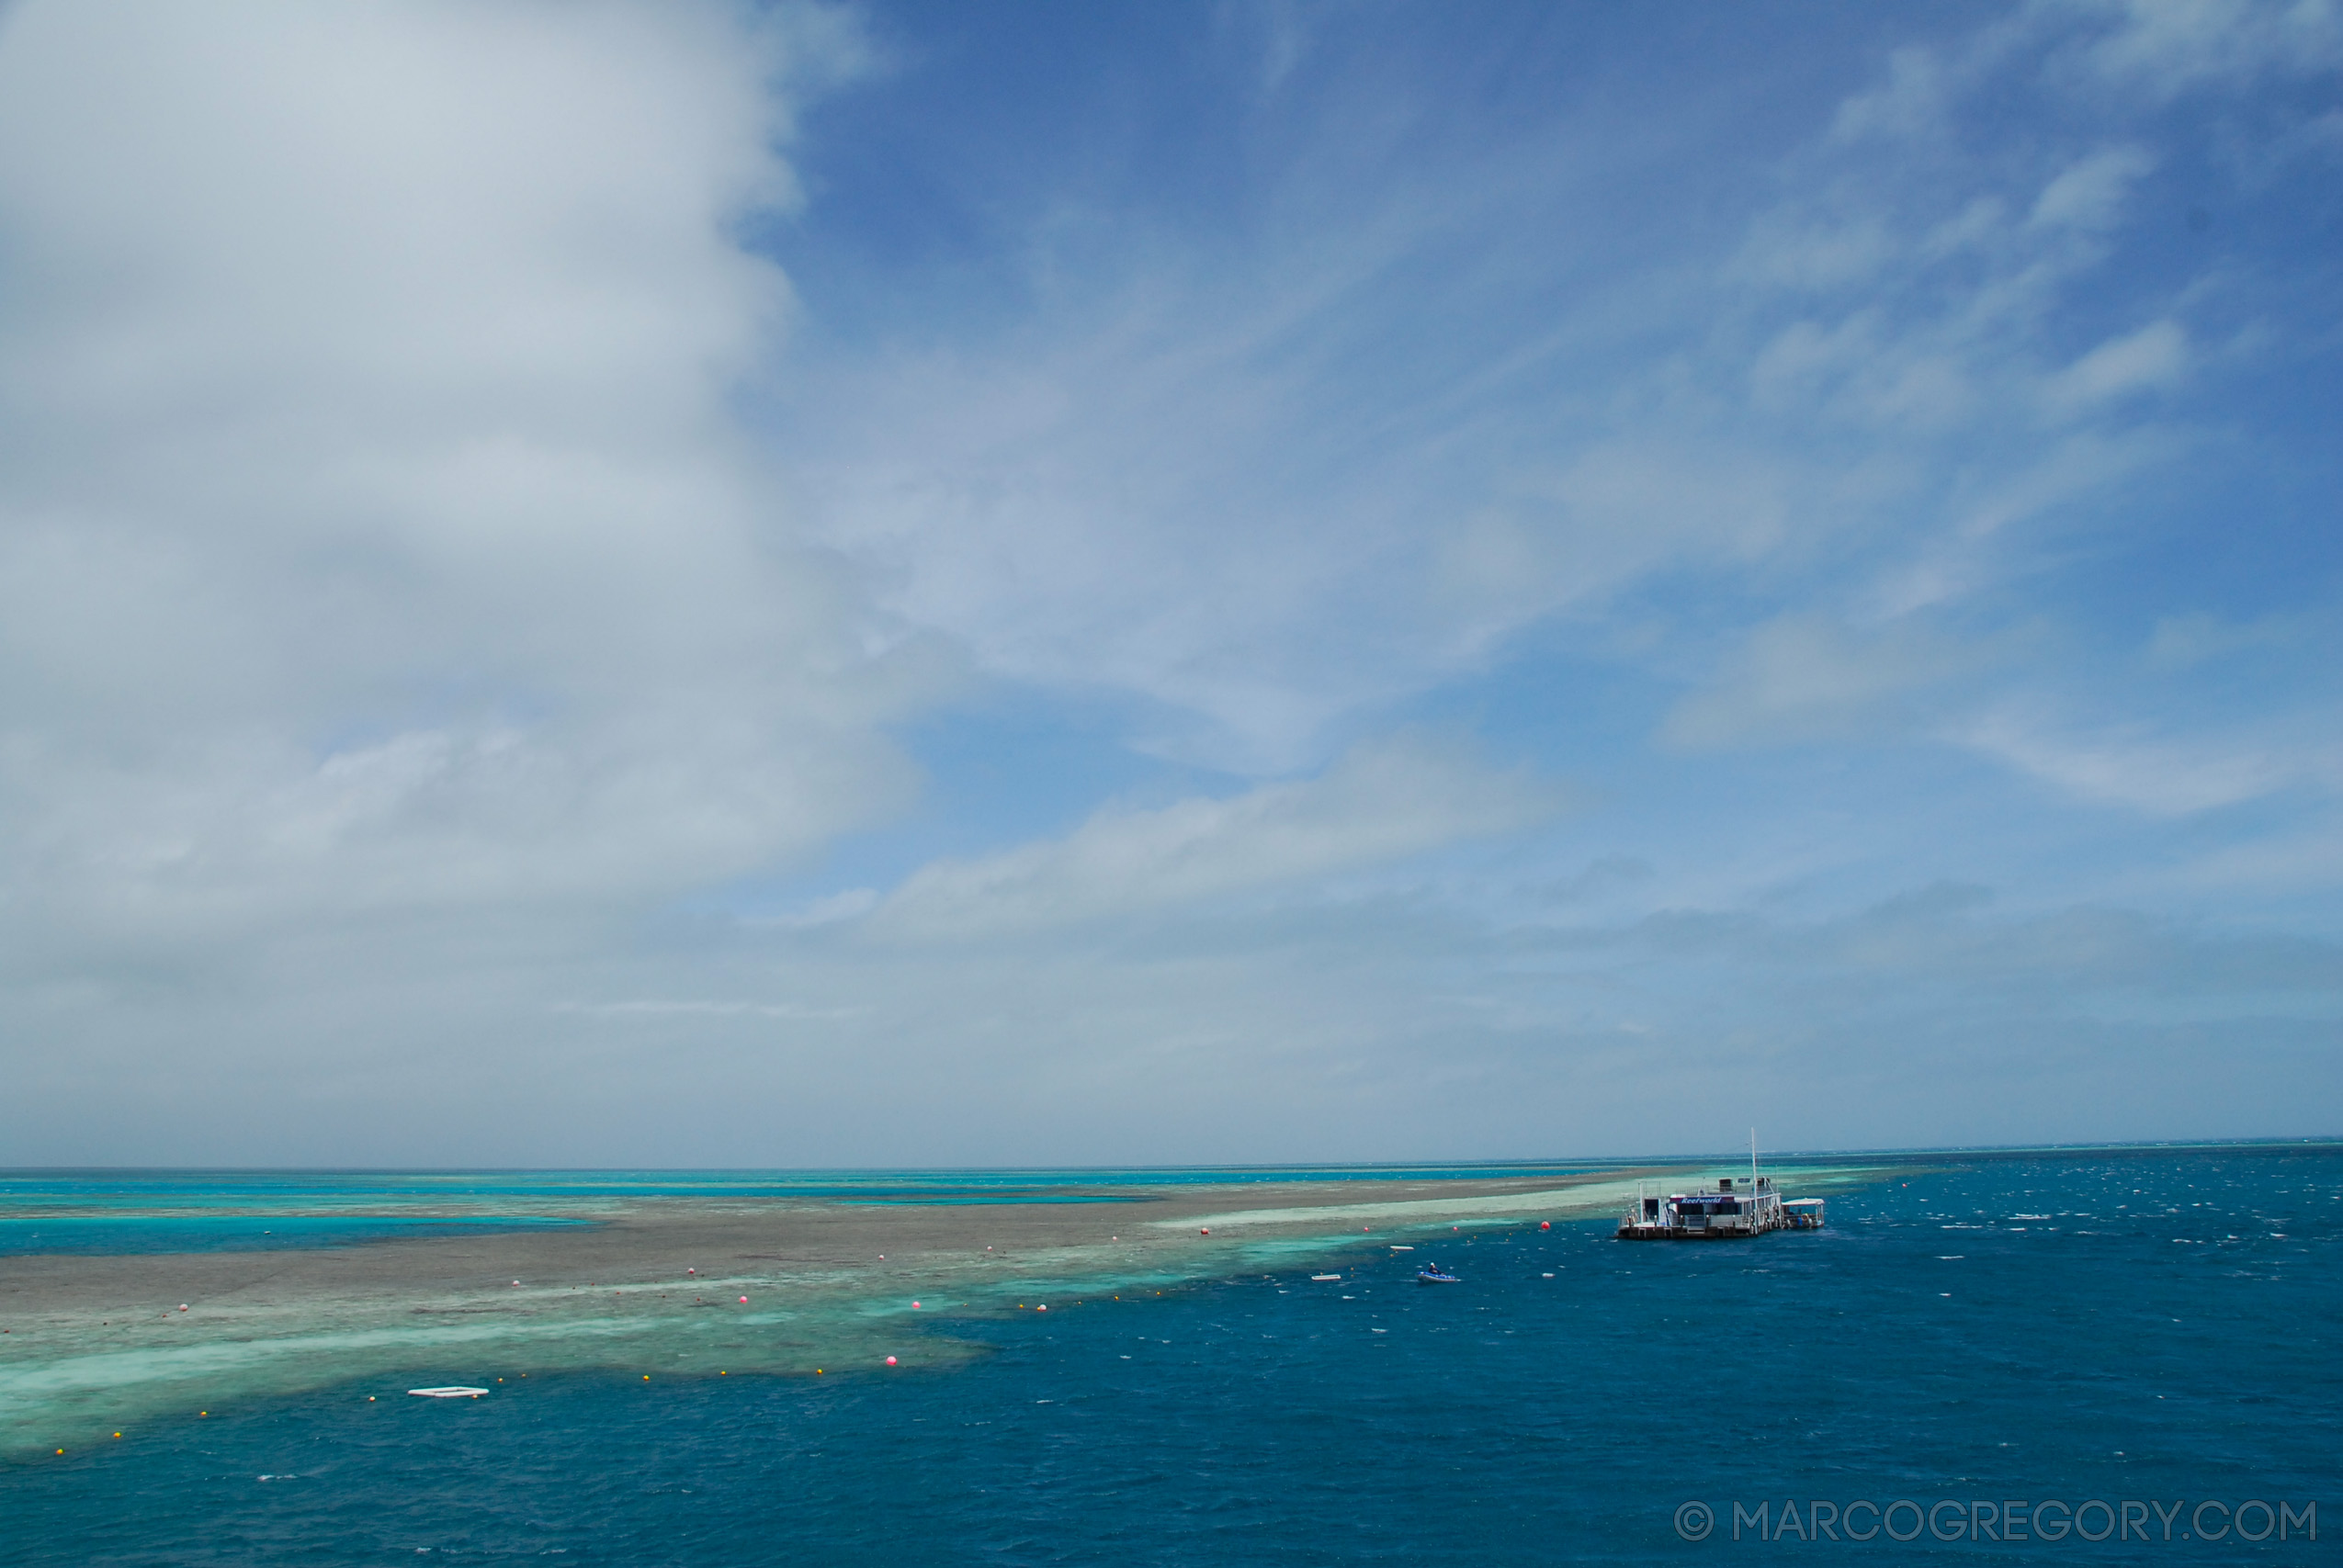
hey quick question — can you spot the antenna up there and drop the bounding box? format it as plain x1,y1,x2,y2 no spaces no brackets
1750,1128,1759,1189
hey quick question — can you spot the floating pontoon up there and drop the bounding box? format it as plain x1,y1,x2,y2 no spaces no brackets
1615,1133,1825,1240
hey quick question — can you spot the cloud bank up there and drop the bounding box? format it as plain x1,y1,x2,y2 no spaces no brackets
0,0,2337,1164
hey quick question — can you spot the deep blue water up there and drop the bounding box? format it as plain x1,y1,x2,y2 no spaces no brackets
4,1145,2337,1564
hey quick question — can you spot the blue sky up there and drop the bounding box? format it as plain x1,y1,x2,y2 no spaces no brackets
0,0,2337,1165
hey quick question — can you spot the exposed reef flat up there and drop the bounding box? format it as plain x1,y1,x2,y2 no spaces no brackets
1,1164,1887,1455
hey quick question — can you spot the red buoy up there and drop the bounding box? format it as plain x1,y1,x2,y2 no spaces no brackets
886,1356,898,1366
1199,1227,1209,1235
1540,1221,1551,1230
739,1296,749,1303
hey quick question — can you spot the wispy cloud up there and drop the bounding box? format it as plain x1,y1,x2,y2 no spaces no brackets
1952,708,2328,817
1664,615,1983,750
2042,319,2190,415
871,737,1566,940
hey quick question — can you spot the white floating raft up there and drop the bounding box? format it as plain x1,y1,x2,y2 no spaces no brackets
1310,1273,1342,1281
406,1386,489,1398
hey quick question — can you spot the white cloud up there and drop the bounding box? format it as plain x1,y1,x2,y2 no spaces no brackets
2028,145,2156,231
1953,708,2318,816
1664,615,1977,750
1829,47,1950,142
2145,610,2301,670
2068,0,2343,99
1734,214,1898,290
2043,320,2190,414
0,2,915,970
1434,441,1804,636
869,737,1566,940
1868,431,2168,614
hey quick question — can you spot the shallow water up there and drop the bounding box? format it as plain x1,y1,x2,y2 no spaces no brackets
0,1216,594,1258
2,1159,1687,1460
0,1165,1609,1212
5,1145,2337,1563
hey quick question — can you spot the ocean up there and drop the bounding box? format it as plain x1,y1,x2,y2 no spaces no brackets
2,1144,2335,1563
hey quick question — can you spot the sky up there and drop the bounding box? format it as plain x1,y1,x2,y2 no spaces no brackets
0,0,2337,1168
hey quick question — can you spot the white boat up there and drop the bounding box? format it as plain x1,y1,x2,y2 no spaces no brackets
406,1386,490,1398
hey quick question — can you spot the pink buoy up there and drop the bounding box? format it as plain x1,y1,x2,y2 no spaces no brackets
739,1296,749,1303
911,1301,921,1309
886,1356,898,1366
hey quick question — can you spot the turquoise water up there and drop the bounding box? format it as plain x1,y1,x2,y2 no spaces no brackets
3,1145,2336,1562
0,1216,595,1258
0,1164,1603,1209
0,1163,1610,1256
0,1164,1602,1254
0,1166,1605,1245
